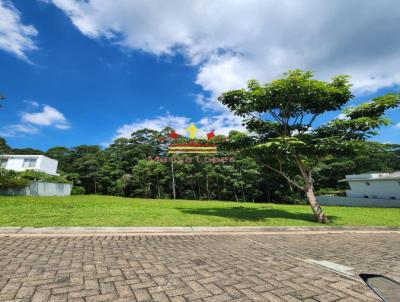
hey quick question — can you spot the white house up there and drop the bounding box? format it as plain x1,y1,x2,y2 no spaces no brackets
0,155,59,176
317,171,400,207
340,172,400,200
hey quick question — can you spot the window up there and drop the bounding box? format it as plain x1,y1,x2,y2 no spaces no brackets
23,158,37,168
365,181,370,186
0,159,7,168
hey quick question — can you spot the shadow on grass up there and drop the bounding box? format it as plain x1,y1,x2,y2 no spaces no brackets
177,206,338,223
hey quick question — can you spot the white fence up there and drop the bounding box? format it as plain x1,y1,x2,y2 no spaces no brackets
317,195,400,208
0,182,72,196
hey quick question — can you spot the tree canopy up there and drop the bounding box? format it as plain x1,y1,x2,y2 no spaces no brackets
219,70,400,223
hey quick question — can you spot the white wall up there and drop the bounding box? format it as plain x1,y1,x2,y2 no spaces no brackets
317,196,400,208
347,179,400,199
37,156,58,175
1,155,59,175
4,157,26,172
0,182,72,196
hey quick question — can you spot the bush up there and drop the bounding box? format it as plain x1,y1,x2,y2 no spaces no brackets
0,168,71,189
19,170,71,184
0,168,32,189
0,177,31,189
71,186,85,195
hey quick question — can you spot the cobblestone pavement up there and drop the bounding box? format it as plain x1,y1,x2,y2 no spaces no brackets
0,232,399,301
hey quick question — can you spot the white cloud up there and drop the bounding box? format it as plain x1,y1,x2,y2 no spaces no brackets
0,104,70,137
23,100,40,107
54,123,70,130
47,0,400,141
336,113,349,121
395,123,400,129
0,0,38,61
198,112,244,136
0,123,39,137
21,105,70,129
48,0,400,106
112,111,244,142
115,113,190,139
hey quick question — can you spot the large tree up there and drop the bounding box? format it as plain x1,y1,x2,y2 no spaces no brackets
219,70,400,223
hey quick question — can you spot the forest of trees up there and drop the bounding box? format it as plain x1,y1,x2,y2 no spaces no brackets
1,72,399,216
1,131,399,204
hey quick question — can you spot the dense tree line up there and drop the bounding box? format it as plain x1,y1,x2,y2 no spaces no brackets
2,70,399,214
1,133,399,203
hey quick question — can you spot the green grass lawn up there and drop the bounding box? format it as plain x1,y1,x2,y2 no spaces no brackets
0,195,399,227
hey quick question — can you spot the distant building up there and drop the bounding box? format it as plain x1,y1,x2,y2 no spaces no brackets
0,155,71,196
340,172,400,200
0,155,59,176
317,171,400,207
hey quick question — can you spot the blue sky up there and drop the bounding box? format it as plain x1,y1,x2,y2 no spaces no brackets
0,0,399,150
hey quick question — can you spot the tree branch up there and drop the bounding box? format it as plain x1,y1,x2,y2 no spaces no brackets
251,151,304,191
270,110,282,124
293,154,313,190
304,113,319,132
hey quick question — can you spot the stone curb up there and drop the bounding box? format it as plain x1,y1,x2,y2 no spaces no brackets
0,226,399,235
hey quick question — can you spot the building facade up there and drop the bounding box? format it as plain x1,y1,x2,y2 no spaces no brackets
0,155,59,176
340,172,400,200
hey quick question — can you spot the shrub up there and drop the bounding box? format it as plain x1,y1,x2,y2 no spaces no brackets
71,186,85,195
0,168,71,189
0,168,32,189
0,177,31,189
19,170,71,184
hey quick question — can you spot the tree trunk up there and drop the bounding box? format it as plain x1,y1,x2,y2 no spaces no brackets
239,169,246,202
157,175,161,199
197,177,201,200
216,176,221,200
233,185,239,202
191,177,197,199
305,185,329,224
171,160,176,200
295,155,329,224
206,172,210,200
148,182,151,198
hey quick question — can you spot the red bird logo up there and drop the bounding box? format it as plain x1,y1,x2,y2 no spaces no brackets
206,130,215,141
169,130,178,140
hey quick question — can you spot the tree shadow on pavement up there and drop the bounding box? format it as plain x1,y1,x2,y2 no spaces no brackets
177,206,338,223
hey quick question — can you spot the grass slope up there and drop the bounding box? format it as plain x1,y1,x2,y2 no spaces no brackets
0,195,399,227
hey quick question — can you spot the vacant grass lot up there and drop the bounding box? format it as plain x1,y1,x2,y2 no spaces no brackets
0,195,399,227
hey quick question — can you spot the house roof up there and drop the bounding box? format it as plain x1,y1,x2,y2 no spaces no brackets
0,154,43,158
339,171,400,182
0,155,58,163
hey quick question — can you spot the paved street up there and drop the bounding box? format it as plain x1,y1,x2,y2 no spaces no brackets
0,231,399,301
